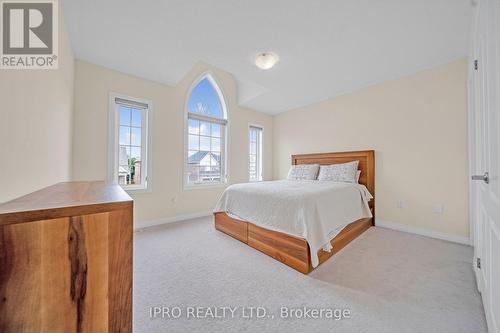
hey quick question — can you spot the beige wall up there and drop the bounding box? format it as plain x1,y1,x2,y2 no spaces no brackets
273,59,469,237
0,9,74,203
0,12,467,240
72,61,273,222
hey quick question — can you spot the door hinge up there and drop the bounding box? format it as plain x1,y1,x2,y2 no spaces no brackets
474,59,478,70
476,257,481,269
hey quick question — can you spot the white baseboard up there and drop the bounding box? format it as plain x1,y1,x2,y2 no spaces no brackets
134,211,213,230
135,214,471,245
375,218,471,245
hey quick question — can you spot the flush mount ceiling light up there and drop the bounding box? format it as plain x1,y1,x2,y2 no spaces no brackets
255,52,279,70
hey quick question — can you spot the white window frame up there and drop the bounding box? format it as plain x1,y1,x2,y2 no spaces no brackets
248,124,263,182
108,92,152,192
184,73,229,189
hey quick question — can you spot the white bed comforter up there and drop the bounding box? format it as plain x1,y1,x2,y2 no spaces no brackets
213,180,373,267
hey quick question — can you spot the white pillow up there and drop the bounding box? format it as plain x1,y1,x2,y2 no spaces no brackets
287,164,320,180
317,161,359,182
356,170,361,183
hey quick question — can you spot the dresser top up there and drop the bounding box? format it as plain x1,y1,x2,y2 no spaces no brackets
0,182,133,226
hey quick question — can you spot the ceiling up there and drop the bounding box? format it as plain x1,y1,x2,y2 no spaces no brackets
61,0,472,114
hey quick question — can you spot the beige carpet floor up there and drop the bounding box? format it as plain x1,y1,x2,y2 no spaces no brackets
133,216,487,333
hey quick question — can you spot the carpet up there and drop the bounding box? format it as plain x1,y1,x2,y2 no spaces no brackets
133,216,487,333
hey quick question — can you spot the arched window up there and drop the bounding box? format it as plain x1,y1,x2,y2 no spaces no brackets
186,74,227,185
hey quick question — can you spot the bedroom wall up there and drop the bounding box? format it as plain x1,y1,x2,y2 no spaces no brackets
0,8,74,203
72,61,273,223
273,59,469,238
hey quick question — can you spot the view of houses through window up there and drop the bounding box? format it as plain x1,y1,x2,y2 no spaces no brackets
114,96,149,189
188,119,222,182
119,105,143,186
186,76,227,185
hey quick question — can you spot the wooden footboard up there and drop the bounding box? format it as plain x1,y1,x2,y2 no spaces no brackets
214,211,248,243
214,212,372,274
248,222,311,273
316,217,372,266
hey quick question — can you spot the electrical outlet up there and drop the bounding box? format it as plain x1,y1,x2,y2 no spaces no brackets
397,200,406,209
432,204,445,215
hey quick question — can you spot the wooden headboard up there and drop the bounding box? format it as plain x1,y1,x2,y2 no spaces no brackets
291,150,375,214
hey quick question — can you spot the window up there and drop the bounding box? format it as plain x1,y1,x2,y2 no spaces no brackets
249,125,263,181
186,75,227,186
109,94,151,191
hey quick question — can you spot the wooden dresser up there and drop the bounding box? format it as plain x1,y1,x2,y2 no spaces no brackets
0,182,133,333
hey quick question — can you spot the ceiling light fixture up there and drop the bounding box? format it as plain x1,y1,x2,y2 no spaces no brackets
255,52,279,70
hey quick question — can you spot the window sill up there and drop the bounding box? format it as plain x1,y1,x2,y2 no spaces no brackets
122,186,152,194
183,183,228,191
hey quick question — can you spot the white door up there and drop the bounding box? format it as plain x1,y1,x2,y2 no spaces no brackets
470,1,500,332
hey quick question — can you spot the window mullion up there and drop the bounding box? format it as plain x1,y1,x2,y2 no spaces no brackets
188,112,227,125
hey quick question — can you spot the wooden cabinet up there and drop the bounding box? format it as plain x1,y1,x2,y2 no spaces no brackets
0,182,133,333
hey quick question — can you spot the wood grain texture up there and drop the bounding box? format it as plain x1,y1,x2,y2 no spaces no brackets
0,221,42,332
0,182,133,333
41,218,75,333
80,213,109,333
0,181,133,226
108,208,133,333
68,216,88,333
214,212,248,243
248,223,310,274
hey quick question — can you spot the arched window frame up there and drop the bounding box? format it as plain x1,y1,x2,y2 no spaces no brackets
184,73,228,188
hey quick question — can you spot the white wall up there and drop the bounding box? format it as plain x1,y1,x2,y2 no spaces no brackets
72,61,273,222
273,59,469,238
0,8,74,203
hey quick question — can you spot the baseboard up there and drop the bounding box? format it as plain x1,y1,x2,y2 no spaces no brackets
135,214,471,245
134,211,213,230
375,218,471,245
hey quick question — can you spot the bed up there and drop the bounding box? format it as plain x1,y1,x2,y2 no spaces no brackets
213,150,375,273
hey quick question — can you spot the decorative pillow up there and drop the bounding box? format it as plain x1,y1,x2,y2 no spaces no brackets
317,161,359,182
287,164,320,180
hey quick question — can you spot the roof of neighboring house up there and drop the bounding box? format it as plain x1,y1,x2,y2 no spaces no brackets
119,165,129,175
188,151,220,165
